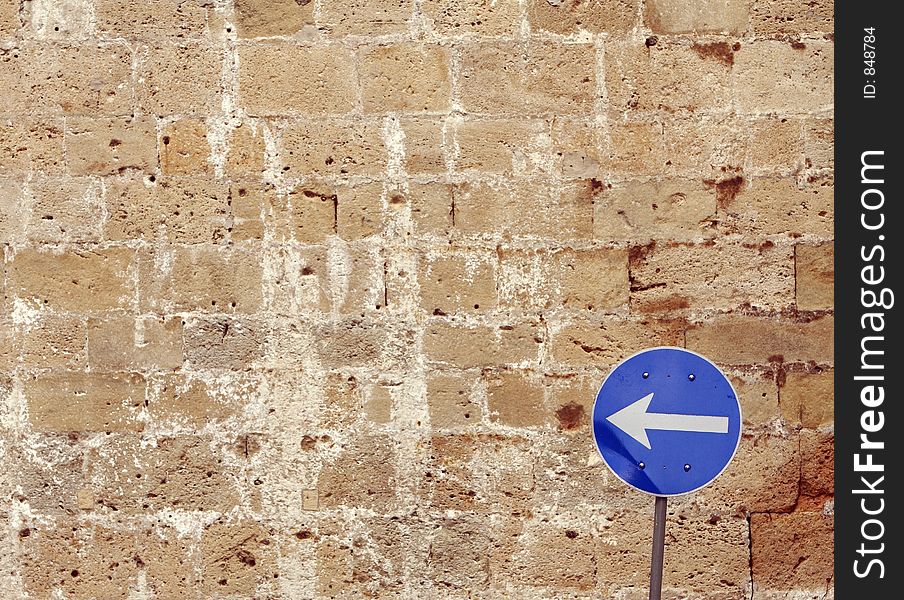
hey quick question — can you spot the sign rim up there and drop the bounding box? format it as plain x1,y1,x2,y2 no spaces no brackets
590,345,743,497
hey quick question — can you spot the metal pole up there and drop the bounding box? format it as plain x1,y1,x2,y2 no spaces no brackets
649,495,667,600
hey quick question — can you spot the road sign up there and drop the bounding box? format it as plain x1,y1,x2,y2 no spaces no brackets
592,347,742,497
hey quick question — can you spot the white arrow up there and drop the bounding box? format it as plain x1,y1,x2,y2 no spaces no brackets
606,393,730,450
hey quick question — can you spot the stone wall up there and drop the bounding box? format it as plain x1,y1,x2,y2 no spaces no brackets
0,1,834,598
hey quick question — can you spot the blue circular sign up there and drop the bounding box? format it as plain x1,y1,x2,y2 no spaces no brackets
592,347,742,496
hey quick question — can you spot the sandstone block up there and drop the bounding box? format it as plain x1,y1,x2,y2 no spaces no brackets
629,241,794,312
424,321,541,368
234,0,314,37
551,118,606,179
336,182,385,240
486,369,550,428
796,242,834,311
20,524,140,599
25,372,145,432
418,252,496,314
320,0,412,36
18,315,88,370
424,434,534,513
423,0,519,36
494,520,596,590
455,118,548,175
698,433,800,513
428,517,491,589
550,318,685,367
87,316,183,371
225,122,266,177
645,0,748,34
65,117,157,176
26,176,105,243
749,0,833,35
140,246,263,313
9,248,135,312
318,435,397,511
751,512,834,592
137,44,221,116
148,373,244,425
686,314,834,365
161,119,212,175
427,373,480,428
594,179,717,242
401,118,446,174
719,176,833,238
239,44,357,116
0,179,26,243
0,0,19,39
605,121,666,176
360,44,451,114
26,0,96,40
315,318,388,368
314,517,405,597
804,118,834,170
732,371,780,428
660,113,748,178
733,41,834,114
498,247,629,313
272,184,337,243
781,369,833,427
281,120,385,176
453,180,594,240
95,0,211,39
408,183,453,236
800,428,833,501
595,510,750,594
0,118,65,175
606,41,733,114
529,0,638,35
184,316,265,369
201,519,276,595
85,434,244,514
459,41,596,116
105,179,233,243
750,117,804,174
0,43,133,116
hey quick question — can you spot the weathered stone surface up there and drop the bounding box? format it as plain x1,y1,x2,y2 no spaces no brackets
160,119,212,175
781,369,834,427
606,41,733,114
551,318,686,367
9,248,135,312
424,0,520,36
733,41,834,114
796,242,834,310
234,0,315,37
459,41,596,116
687,314,834,365
629,241,795,312
0,4,834,598
320,0,412,36
360,44,451,114
137,44,221,116
424,320,541,368
239,44,357,116
645,0,748,34
65,117,157,175
25,372,146,432
594,179,717,242
751,512,834,592
530,0,638,35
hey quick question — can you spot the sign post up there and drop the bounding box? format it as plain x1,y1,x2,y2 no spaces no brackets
591,347,742,600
